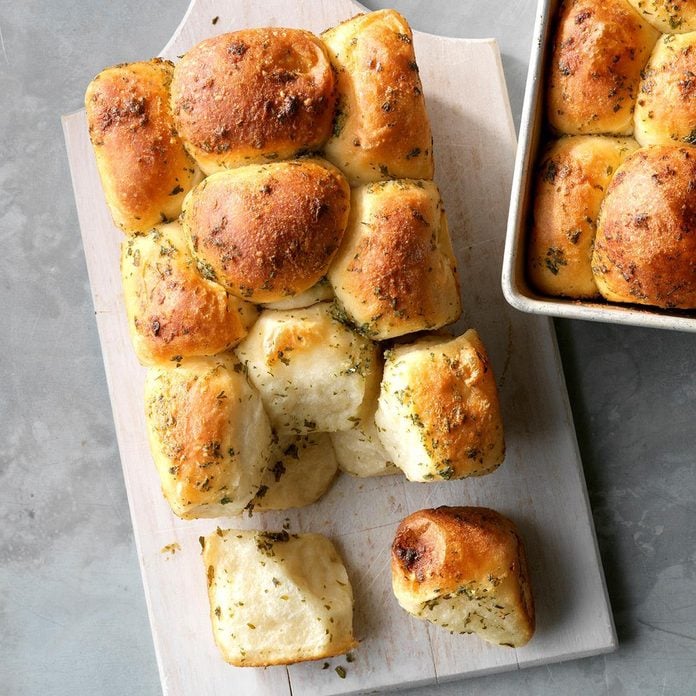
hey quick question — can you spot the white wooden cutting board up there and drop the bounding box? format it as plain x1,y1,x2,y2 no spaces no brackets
62,1,616,693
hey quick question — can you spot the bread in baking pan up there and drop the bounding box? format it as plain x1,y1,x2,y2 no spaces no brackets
85,59,200,234
120,221,258,366
170,28,336,175
625,0,696,33
547,0,659,135
143,354,271,518
262,277,334,311
322,10,434,185
235,302,381,434
375,330,504,482
252,433,338,511
202,529,357,666
181,158,350,304
592,144,696,308
634,32,696,146
391,506,535,647
328,180,461,339
528,135,639,298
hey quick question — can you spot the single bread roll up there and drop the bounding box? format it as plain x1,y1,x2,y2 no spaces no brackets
625,0,696,33
181,159,350,303
593,145,696,308
252,433,338,511
202,529,357,666
85,59,200,234
322,10,434,185
144,354,271,518
635,32,696,147
170,28,336,174
376,330,504,482
235,302,380,434
391,507,535,648
528,136,638,298
547,0,659,135
329,180,461,339
121,221,257,366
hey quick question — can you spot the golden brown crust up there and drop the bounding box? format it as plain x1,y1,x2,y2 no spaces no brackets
144,355,271,518
528,136,638,298
635,32,696,146
85,59,200,234
170,29,336,174
391,506,535,645
592,144,696,308
547,0,659,135
181,158,350,303
329,180,461,339
121,222,258,366
322,10,434,185
625,0,696,33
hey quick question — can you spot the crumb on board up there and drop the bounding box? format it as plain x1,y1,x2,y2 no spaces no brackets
212,16,219,25
161,542,181,556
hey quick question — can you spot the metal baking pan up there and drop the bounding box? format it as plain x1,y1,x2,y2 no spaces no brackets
502,0,696,332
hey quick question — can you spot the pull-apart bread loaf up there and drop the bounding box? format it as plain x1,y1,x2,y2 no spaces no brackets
625,0,696,33
235,302,381,434
547,0,659,135
592,145,696,308
376,330,505,482
634,31,696,147
181,158,350,303
391,507,535,647
329,179,461,339
528,136,638,298
202,529,357,666
322,10,434,185
170,28,337,174
144,354,271,518
85,59,200,234
121,221,257,366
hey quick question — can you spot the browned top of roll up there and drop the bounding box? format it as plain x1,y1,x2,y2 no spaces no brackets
391,507,529,598
182,159,350,303
593,145,696,308
547,0,659,135
85,59,199,233
170,28,336,172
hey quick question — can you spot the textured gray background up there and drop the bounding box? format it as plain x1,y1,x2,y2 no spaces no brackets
1,0,695,694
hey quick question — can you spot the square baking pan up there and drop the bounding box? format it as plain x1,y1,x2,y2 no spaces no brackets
502,0,696,333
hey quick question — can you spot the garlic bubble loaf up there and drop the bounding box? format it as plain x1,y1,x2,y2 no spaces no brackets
531,0,696,311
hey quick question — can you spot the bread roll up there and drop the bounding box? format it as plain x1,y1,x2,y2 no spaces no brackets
328,180,461,339
322,10,433,185
170,29,336,174
85,59,200,234
375,330,504,482
625,0,696,33
181,159,350,303
235,302,381,434
252,433,338,511
547,0,659,135
528,136,638,298
592,145,696,308
262,277,333,311
391,507,535,647
202,529,357,666
635,32,696,146
144,354,271,518
121,221,257,366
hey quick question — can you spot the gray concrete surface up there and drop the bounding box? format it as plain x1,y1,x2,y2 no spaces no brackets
1,1,695,694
